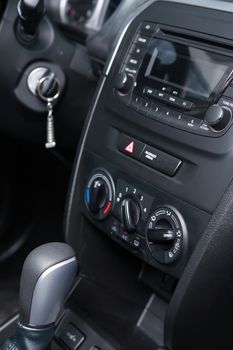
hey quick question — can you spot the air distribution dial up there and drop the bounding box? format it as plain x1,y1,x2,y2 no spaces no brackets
205,104,232,132
86,171,115,220
146,206,187,264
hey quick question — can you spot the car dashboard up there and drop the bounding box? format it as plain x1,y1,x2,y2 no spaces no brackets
46,0,122,41
64,1,233,350
1,1,233,350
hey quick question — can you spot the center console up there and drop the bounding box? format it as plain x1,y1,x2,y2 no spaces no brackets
67,1,233,278
64,1,233,349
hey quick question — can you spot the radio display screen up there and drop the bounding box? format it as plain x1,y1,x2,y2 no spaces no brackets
145,39,231,99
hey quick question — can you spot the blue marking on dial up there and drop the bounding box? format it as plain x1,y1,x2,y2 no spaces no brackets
86,188,90,204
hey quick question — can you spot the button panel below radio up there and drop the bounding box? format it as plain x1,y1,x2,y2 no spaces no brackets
140,145,182,176
118,134,145,159
117,133,182,177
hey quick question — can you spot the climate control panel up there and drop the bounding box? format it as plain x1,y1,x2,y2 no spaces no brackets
84,169,189,268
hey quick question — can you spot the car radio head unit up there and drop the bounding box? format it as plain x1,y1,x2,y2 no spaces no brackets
135,34,233,117
116,22,233,136
144,38,230,103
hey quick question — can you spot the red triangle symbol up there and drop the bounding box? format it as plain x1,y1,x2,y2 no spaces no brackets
125,141,134,153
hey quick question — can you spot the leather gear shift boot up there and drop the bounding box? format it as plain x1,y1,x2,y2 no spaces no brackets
0,321,55,350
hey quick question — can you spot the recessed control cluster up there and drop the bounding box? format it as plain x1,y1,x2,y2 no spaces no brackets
84,170,187,266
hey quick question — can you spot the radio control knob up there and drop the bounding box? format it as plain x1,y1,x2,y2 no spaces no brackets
205,104,232,132
115,72,134,96
121,197,140,233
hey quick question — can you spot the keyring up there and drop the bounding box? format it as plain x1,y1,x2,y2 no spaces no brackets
36,75,61,102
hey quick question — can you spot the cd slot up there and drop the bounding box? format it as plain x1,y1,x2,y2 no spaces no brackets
157,25,233,53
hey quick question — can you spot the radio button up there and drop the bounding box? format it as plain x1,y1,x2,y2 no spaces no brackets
125,54,142,72
171,89,180,96
128,57,140,66
179,99,193,110
139,22,157,36
125,66,138,75
168,95,179,104
148,103,163,120
182,115,201,129
218,97,233,109
176,113,184,122
171,112,187,125
140,98,152,114
198,121,211,132
135,35,151,47
143,86,155,98
130,45,145,58
161,86,171,93
126,55,142,70
130,95,142,110
154,90,169,102
160,108,173,122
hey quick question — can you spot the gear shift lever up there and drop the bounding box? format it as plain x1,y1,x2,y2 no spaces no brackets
19,242,77,327
0,242,78,350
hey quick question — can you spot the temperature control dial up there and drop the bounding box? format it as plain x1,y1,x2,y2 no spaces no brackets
86,171,115,220
146,207,187,264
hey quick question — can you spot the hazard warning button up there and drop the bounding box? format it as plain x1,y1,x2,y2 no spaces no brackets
118,134,145,160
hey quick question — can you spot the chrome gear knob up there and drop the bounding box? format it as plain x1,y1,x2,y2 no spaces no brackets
19,242,78,327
